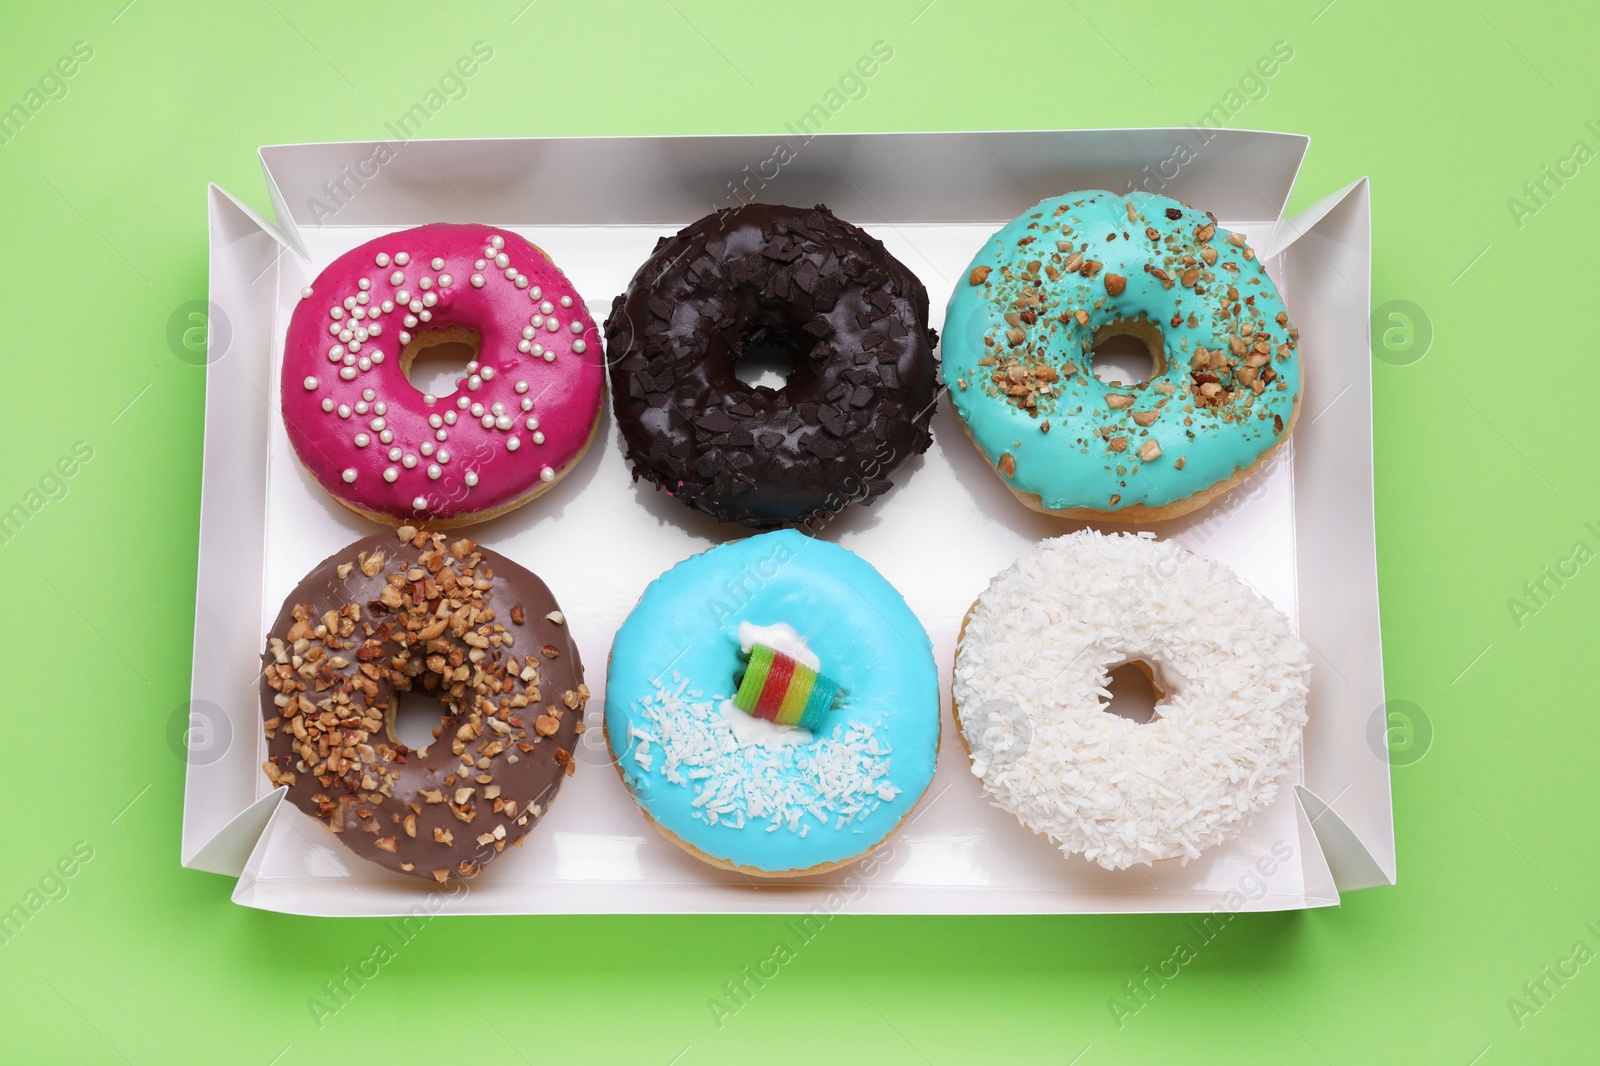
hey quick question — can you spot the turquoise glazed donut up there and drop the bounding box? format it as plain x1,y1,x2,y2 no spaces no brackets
943,190,1302,520
605,530,940,877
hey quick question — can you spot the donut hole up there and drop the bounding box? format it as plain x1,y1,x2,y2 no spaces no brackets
733,325,805,391
1099,660,1166,724
1090,318,1166,386
401,327,481,399
386,692,443,754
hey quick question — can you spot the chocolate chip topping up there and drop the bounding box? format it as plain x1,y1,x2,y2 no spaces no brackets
259,529,586,882
604,203,939,528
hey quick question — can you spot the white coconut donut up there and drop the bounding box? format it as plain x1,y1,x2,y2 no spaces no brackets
952,531,1309,870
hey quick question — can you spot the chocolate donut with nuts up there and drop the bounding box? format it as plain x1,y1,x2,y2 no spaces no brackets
259,529,586,882
604,203,939,528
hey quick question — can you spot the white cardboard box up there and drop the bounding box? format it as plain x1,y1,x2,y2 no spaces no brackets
184,129,1392,916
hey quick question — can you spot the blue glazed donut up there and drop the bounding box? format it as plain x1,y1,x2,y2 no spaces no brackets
604,530,940,876
943,190,1302,520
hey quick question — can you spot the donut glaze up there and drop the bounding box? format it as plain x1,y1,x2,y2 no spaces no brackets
604,204,938,528
953,531,1309,869
260,529,587,881
281,224,603,527
605,530,940,875
944,191,1301,518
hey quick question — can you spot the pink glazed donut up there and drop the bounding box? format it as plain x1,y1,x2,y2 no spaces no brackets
281,224,604,528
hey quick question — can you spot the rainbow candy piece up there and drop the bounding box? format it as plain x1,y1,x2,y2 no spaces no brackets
733,643,838,730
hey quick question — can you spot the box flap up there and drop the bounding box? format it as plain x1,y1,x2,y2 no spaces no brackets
1277,178,1395,888
258,129,1308,229
182,186,287,869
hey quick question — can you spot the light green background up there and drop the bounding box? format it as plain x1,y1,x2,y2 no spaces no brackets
0,1,1593,1063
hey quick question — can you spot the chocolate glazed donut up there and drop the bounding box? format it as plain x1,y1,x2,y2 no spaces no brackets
604,204,939,528
260,529,586,882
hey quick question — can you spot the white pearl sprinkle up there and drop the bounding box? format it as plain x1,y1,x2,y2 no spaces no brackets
412,495,427,509
470,403,484,417
358,278,371,291
546,319,560,333
520,397,533,411
381,299,394,313
340,366,358,380
371,417,386,431
354,433,370,448
470,273,484,288
467,374,481,390
390,271,404,286
475,259,487,270
504,267,517,280
328,323,341,337
371,351,384,364
514,380,529,394
422,292,438,308
303,376,318,390
490,235,505,250
491,402,506,416
380,430,393,444
362,388,376,401
481,414,496,428
464,471,478,487
321,398,335,412
559,295,573,308
437,449,450,463
494,415,513,430
394,252,410,266
525,417,539,430
300,286,313,299
531,314,543,328
409,299,424,314
404,314,418,328
355,401,368,415
438,273,453,287
342,468,357,483
522,326,536,341
384,467,398,482
421,441,435,457
444,410,457,424
397,290,411,305
431,257,445,271
344,297,357,310
540,301,554,315
418,277,432,291
570,321,584,334
399,331,411,345
540,466,554,482
388,447,402,461
542,350,555,362
456,396,470,410
529,286,542,300
419,310,432,322
356,292,370,305
480,366,494,380
428,414,442,428
427,464,441,480
358,356,372,372
492,253,507,269
514,276,528,289
375,402,387,415
403,455,417,469
572,339,587,354
379,252,394,267
518,339,532,354
466,360,478,373
338,329,353,343
532,431,545,445
436,429,448,442
506,436,520,452
337,404,351,418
